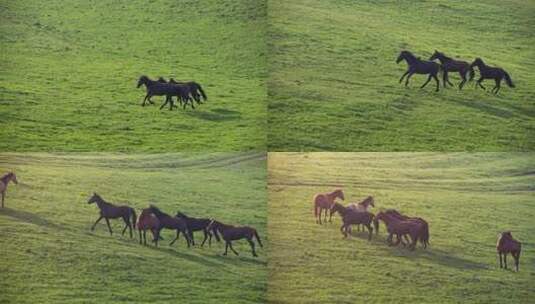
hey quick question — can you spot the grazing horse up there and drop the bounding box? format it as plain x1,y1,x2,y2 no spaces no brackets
429,50,474,89
169,78,207,104
206,220,263,257
313,189,344,224
470,58,515,94
175,211,220,247
347,196,375,231
331,202,374,241
87,193,137,238
137,208,161,246
396,50,441,92
497,231,521,271
0,172,18,208
148,205,191,247
136,75,190,110
375,211,427,250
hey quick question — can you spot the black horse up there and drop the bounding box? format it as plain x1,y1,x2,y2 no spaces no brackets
136,75,190,110
470,58,515,94
148,205,191,247
169,78,207,105
175,211,220,247
396,51,441,92
429,50,474,89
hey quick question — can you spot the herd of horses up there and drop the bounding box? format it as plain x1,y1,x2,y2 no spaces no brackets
313,188,522,271
397,50,515,94
137,76,207,110
86,192,263,257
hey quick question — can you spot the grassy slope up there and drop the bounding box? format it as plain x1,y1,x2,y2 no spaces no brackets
0,0,266,151
268,153,535,303
268,0,535,151
0,153,267,304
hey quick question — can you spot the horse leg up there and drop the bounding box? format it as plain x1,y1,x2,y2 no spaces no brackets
459,72,467,90
121,217,129,236
405,72,414,87
476,78,486,90
1,191,4,208
159,97,169,110
318,209,322,225
366,224,372,241
224,242,229,255
504,253,508,269
329,209,333,223
323,208,328,224
433,74,440,92
514,251,520,271
200,229,209,247
189,230,195,246
420,75,432,89
141,94,149,106
183,229,191,248
91,215,104,231
138,228,142,244
104,218,113,235
340,224,347,237
493,79,501,94
442,70,449,88
399,70,410,83
148,95,155,105
228,242,239,256
446,71,454,87
248,238,258,257
498,252,502,268
170,230,180,245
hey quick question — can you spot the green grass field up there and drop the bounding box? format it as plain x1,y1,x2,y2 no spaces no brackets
268,153,535,303
0,0,266,151
268,0,535,151
0,152,267,304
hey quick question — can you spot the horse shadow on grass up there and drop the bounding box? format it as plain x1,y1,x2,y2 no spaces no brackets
0,207,65,231
449,98,520,120
185,108,241,122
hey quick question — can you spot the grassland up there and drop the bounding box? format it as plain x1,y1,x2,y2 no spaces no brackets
0,152,267,304
268,153,535,303
0,0,266,151
268,0,535,151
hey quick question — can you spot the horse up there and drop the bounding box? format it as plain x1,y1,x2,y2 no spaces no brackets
87,193,137,238
136,75,190,110
497,231,521,272
429,50,474,89
313,189,344,224
206,220,263,257
137,208,162,246
0,172,18,208
175,211,220,247
347,196,375,231
374,211,427,250
330,202,362,235
470,58,515,94
147,205,191,247
169,78,207,104
396,50,441,92
156,77,194,108
376,209,429,247
333,203,374,241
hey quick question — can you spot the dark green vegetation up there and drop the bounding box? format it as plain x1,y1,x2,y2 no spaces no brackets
268,0,535,151
268,153,535,303
0,153,267,303
0,0,266,151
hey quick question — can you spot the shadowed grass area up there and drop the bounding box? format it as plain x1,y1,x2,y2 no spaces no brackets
0,152,267,304
268,0,535,151
268,153,535,303
0,0,267,151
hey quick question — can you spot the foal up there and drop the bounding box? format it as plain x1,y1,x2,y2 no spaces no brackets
396,50,441,92
314,189,345,224
429,50,474,89
497,231,521,271
87,193,137,238
137,208,161,246
148,205,191,247
176,211,220,247
206,220,263,257
470,58,515,94
0,172,18,208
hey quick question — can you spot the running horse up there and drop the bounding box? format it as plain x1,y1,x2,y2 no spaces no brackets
396,50,441,92
0,172,18,208
429,50,474,89
206,219,263,257
87,193,137,238
313,189,344,224
497,231,521,272
470,58,515,94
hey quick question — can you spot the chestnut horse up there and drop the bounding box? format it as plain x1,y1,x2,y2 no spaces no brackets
313,189,344,224
137,208,161,246
347,196,375,231
497,231,521,271
87,193,137,238
206,220,263,257
0,172,18,208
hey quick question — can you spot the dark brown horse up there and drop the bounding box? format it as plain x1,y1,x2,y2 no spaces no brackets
314,189,344,224
169,78,207,104
87,193,137,238
470,58,515,94
137,208,161,246
331,203,374,240
397,50,441,92
347,196,375,231
429,50,474,89
137,75,190,110
0,172,18,208
377,209,429,248
175,211,220,247
497,231,521,271
375,211,428,250
148,205,191,247
206,220,263,257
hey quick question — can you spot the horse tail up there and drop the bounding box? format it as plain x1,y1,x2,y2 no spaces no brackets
503,71,515,88
468,65,475,81
254,229,263,247
131,208,137,231
197,84,207,100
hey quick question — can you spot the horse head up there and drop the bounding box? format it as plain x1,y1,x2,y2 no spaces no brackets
137,75,149,88
8,172,18,184
396,50,410,64
335,189,345,200
366,196,375,207
87,192,100,204
429,50,441,61
471,58,483,67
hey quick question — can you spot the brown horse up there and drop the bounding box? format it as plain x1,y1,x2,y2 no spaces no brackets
137,208,161,246
0,172,18,208
148,205,191,247
375,211,427,250
497,231,521,272
377,209,429,248
347,196,375,231
87,193,137,238
314,189,344,224
206,220,263,257
331,203,374,240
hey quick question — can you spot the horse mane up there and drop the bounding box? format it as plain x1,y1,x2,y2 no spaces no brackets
175,211,189,218
149,205,168,218
360,196,373,205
